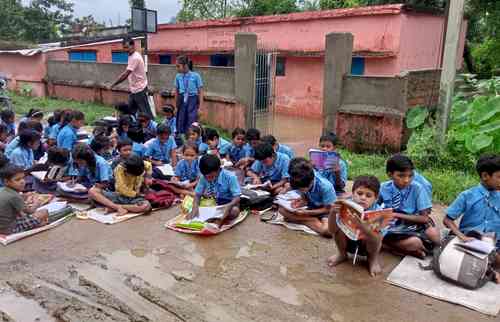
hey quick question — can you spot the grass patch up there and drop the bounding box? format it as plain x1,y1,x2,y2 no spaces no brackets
338,148,478,205
10,91,114,125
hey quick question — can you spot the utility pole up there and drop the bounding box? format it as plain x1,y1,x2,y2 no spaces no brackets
437,0,465,144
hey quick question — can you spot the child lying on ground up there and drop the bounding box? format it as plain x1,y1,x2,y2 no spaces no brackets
248,143,290,195
328,176,384,276
444,154,500,283
187,154,241,228
0,165,48,235
89,154,152,216
171,143,200,197
379,154,440,258
279,158,334,236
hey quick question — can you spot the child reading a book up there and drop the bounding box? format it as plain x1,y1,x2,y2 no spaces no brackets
111,138,134,170
248,143,290,195
10,130,41,171
145,124,177,167
279,158,335,236
379,154,440,258
89,154,152,216
0,165,48,235
171,143,200,197
57,111,84,151
199,128,231,157
243,128,261,158
71,143,112,189
444,154,500,283
317,132,348,195
138,112,157,142
33,147,71,194
187,154,241,228
328,176,386,276
261,135,295,160
227,128,247,165
48,109,71,147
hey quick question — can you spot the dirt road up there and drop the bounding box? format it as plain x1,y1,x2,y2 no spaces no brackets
0,205,497,322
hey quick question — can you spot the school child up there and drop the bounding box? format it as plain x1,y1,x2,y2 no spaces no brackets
187,154,241,228
10,130,40,171
127,128,146,158
89,154,152,216
70,143,112,189
186,124,203,149
175,55,204,135
317,132,348,195
114,102,137,122
443,154,500,283
261,135,295,160
19,109,43,125
378,154,440,258
0,109,15,140
328,176,384,276
278,158,334,236
138,112,157,142
57,111,85,151
171,143,200,197
162,105,177,136
6,121,36,158
48,109,71,147
145,124,177,167
32,147,72,194
111,138,134,170
248,143,290,195
226,128,247,164
0,165,49,235
90,135,113,161
199,128,231,157
117,115,133,141
243,128,261,158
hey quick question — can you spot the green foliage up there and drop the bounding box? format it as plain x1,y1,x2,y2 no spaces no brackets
233,0,299,18
129,0,146,8
177,0,230,21
19,84,33,97
471,39,500,79
318,0,363,10
405,106,429,129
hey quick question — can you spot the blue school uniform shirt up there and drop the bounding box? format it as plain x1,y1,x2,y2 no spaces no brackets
277,144,294,160
378,180,432,215
250,152,290,184
199,137,231,156
243,143,255,158
143,120,158,140
175,158,200,182
5,136,20,158
71,154,112,187
1,121,15,137
226,143,248,163
413,171,433,198
144,137,177,163
163,117,177,135
57,125,78,151
318,159,348,192
446,184,500,245
10,147,34,170
306,171,336,208
132,142,146,158
195,169,241,203
175,71,203,96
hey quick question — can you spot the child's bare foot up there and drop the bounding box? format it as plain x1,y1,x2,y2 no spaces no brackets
327,254,347,268
368,258,382,277
116,207,129,217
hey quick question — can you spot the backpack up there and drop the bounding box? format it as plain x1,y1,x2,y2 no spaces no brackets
145,179,176,209
421,235,497,290
240,188,274,211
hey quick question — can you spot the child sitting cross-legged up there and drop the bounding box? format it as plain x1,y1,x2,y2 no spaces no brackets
279,158,335,236
328,176,384,276
379,154,440,258
10,130,41,172
0,165,49,235
71,143,112,189
186,154,241,228
227,128,247,166
89,154,152,216
248,143,290,195
145,124,177,167
443,154,500,283
57,110,85,152
171,143,200,197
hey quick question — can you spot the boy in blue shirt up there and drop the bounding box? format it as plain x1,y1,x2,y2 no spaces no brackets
317,132,348,195
145,124,177,167
138,112,158,142
279,158,335,236
261,135,295,160
243,128,261,159
444,154,500,282
57,111,85,151
187,154,241,228
248,143,290,195
329,176,384,277
379,154,440,258
227,128,248,166
199,128,231,157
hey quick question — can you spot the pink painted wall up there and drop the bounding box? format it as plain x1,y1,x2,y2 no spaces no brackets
0,53,47,97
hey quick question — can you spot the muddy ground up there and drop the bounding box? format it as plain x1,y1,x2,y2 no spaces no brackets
0,204,498,322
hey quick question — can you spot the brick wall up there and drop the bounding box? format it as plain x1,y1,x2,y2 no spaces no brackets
406,69,441,108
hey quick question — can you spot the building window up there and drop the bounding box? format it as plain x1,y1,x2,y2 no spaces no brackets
351,57,365,75
210,54,234,67
68,51,97,62
159,54,172,64
276,57,286,76
112,51,128,64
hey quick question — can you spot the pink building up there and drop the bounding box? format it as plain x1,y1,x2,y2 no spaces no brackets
148,4,466,117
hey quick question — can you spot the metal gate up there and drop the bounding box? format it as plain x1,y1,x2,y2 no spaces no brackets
252,48,276,135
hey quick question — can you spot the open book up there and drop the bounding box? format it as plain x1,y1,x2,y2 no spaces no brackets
56,182,87,193
336,199,394,241
456,239,496,255
274,190,306,213
168,179,191,188
244,181,272,190
309,149,340,171
32,166,67,181
156,164,175,177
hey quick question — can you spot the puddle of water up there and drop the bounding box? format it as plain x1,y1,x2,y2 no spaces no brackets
0,291,56,322
257,282,302,306
104,250,176,290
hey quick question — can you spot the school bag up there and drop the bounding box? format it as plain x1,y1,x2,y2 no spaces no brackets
145,179,176,209
240,188,274,211
421,234,497,290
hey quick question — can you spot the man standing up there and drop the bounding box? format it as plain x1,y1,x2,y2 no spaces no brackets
111,38,153,118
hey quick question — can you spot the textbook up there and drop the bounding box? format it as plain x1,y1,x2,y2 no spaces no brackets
274,190,306,213
156,164,175,177
335,199,394,241
57,182,87,193
308,149,340,171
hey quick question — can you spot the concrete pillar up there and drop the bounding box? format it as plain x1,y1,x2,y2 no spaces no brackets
322,33,354,132
235,33,257,129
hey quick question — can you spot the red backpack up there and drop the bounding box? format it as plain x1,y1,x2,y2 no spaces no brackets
145,179,176,209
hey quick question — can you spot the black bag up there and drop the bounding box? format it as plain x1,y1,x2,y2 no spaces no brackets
240,189,274,211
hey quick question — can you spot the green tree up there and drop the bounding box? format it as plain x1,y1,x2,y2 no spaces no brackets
234,0,299,17
129,0,146,8
177,0,230,21
0,0,25,41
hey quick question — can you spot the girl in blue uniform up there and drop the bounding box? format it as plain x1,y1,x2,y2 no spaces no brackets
175,56,204,135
